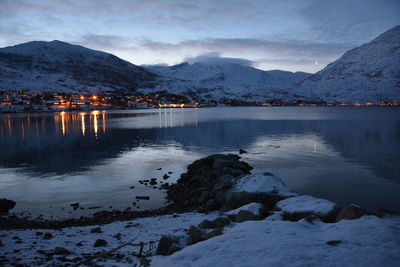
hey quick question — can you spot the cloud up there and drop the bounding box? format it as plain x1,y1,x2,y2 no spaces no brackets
184,52,254,66
140,37,353,60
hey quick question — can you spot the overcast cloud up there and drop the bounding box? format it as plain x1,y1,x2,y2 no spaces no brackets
0,0,399,73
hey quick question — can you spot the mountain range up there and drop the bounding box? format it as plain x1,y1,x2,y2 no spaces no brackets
144,62,310,101
0,25,399,103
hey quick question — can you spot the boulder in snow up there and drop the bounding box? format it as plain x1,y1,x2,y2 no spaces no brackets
335,204,368,222
276,195,338,222
224,202,267,222
225,173,297,210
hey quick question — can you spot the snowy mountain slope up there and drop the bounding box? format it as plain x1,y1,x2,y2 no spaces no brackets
0,40,156,93
295,25,400,103
144,62,310,101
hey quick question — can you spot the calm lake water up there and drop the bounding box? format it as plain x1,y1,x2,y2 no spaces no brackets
1,107,399,219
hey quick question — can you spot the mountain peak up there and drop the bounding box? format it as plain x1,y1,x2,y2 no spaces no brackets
295,25,400,103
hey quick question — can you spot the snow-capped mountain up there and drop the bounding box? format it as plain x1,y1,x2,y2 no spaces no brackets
0,40,156,94
144,62,310,101
294,25,400,104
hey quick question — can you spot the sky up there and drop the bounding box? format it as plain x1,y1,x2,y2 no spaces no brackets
0,0,399,73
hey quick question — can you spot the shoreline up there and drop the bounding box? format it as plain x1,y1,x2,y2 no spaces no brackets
1,154,396,230
1,154,399,266
1,104,400,115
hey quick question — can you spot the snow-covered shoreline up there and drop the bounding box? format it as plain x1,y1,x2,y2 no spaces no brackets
1,154,399,266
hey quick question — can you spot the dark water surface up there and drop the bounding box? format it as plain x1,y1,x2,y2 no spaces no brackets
1,107,399,219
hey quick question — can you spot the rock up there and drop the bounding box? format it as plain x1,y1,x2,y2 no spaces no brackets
75,242,83,246
54,247,71,255
276,195,339,222
163,174,170,180
150,180,157,185
90,227,102,233
198,219,217,229
43,233,53,240
187,226,208,245
167,243,183,255
204,228,224,239
166,154,253,211
225,173,297,211
235,210,259,223
198,191,213,204
161,183,170,189
326,240,342,246
225,202,267,222
135,196,150,200
212,216,231,228
222,167,245,177
157,168,162,170
0,199,16,213
129,186,135,189
93,239,107,247
206,199,216,210
70,202,79,208
156,234,187,256
335,204,367,222
239,149,247,154
213,175,235,191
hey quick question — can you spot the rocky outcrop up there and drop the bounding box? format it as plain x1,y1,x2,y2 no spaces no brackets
167,154,252,210
0,199,16,213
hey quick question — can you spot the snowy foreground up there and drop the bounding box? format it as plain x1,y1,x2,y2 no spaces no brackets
1,173,400,266
0,212,217,266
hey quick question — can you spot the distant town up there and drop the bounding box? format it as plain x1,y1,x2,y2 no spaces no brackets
0,90,398,113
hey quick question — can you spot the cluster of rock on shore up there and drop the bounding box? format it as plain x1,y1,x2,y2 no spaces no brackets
156,154,396,256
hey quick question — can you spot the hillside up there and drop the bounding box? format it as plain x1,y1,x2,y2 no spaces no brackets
0,40,156,94
294,25,400,104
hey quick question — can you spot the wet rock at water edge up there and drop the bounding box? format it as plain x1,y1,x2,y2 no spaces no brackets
326,240,342,246
135,196,150,200
0,199,16,213
93,239,107,247
163,174,170,180
166,154,252,210
239,149,247,154
70,202,79,210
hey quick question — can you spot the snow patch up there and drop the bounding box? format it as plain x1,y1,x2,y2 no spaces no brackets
232,173,297,197
276,195,337,216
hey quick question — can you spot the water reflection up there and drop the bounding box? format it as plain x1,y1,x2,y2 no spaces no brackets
0,107,400,216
